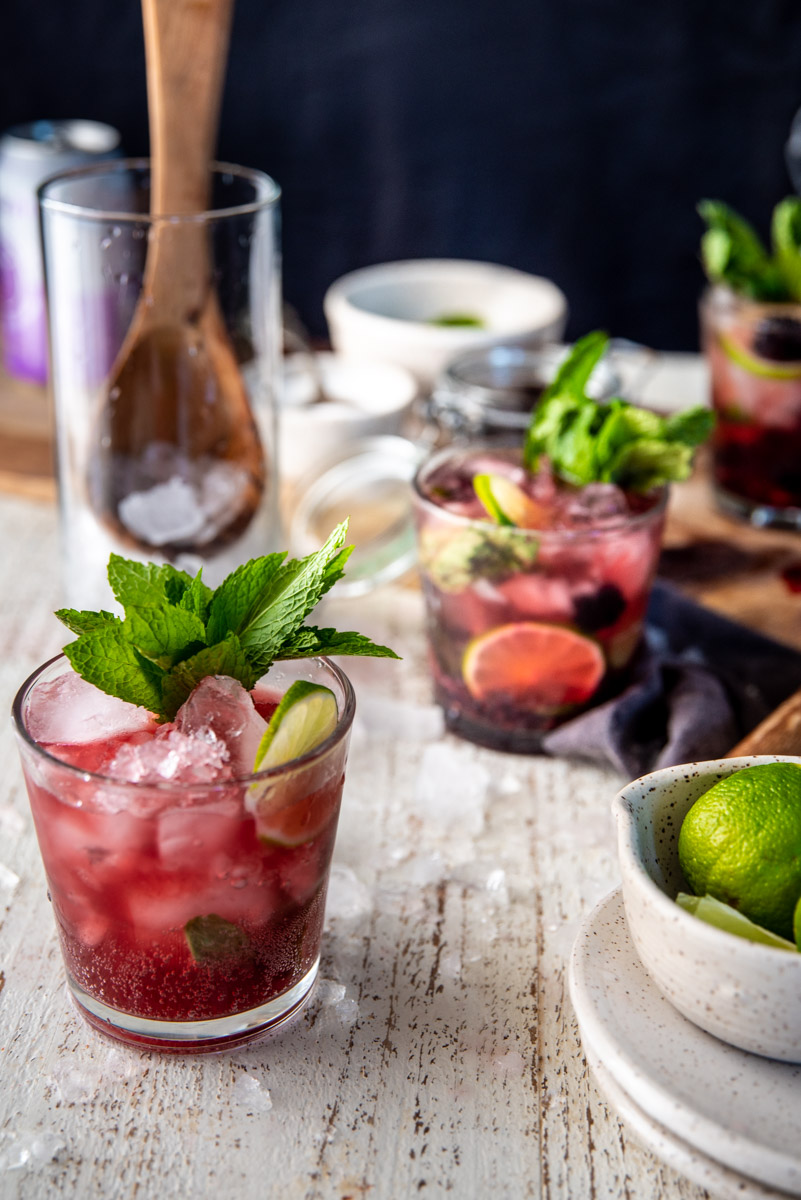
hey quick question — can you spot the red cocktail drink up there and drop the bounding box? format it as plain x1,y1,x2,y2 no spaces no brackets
413,445,666,752
13,655,354,1052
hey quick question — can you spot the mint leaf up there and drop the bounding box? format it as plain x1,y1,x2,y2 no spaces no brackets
62,622,164,712
123,605,207,670
523,332,713,492
205,552,287,645
277,625,400,660
55,608,117,635
184,914,252,963
544,331,609,402
178,571,214,623
161,635,256,721
772,196,801,302
58,520,398,719
698,199,788,300
223,522,352,675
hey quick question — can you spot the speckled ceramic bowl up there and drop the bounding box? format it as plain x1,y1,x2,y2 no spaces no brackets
613,756,801,1062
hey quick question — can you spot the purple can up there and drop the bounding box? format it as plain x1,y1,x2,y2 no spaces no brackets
0,121,120,384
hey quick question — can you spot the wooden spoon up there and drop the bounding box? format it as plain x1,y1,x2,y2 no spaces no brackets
727,685,801,757
87,0,266,559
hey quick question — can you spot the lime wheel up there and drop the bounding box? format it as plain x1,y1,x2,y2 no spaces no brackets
462,621,605,711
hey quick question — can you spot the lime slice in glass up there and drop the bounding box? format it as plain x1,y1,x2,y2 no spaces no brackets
247,681,339,847
676,892,797,951
254,680,338,771
794,895,801,953
719,333,801,380
473,473,546,529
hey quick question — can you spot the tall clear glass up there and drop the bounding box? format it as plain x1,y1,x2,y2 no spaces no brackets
13,654,354,1054
39,160,281,608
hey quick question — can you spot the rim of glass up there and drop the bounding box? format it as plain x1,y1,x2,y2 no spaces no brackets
412,443,668,539
702,283,801,316
12,652,355,791
38,158,280,223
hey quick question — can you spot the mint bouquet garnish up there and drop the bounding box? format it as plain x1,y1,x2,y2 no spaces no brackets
56,521,398,721
698,197,801,302
523,331,714,493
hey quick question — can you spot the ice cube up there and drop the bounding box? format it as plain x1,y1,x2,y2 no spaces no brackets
232,1073,273,1114
559,482,628,528
315,978,347,1006
0,863,20,897
117,457,251,548
175,675,267,777
0,1130,66,1171
26,670,155,746
108,725,230,785
413,744,489,834
324,865,373,924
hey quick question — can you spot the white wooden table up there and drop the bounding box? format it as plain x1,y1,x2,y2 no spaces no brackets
0,486,728,1200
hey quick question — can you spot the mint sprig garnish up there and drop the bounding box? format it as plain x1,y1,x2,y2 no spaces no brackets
698,197,801,302
56,520,399,721
523,332,714,493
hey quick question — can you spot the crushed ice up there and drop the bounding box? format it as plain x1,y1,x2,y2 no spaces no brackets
118,455,251,548
412,744,489,834
0,1130,66,1171
175,676,267,777
324,865,373,925
26,671,153,746
232,1073,273,1114
109,726,229,785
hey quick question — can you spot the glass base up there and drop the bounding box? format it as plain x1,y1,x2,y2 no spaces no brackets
714,485,801,531
442,706,546,754
67,958,319,1054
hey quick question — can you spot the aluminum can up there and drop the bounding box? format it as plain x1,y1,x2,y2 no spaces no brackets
0,120,121,383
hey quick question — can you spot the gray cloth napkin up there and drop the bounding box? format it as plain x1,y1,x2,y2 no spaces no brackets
541,581,801,780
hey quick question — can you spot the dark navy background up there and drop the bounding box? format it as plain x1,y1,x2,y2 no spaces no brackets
2,0,801,347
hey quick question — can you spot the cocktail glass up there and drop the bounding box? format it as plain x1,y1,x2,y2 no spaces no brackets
13,654,354,1053
412,444,666,752
701,285,801,528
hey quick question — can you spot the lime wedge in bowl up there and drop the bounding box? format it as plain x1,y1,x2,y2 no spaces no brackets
247,680,339,846
676,892,797,951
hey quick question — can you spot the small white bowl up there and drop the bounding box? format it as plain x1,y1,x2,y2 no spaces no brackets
279,352,418,480
613,755,801,1062
324,259,568,386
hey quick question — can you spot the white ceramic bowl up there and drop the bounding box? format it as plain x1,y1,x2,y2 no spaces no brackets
324,259,568,386
279,353,418,480
613,755,801,1062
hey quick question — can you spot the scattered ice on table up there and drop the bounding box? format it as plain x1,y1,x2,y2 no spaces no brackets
413,744,489,834
50,1045,147,1102
332,997,359,1027
450,861,508,905
561,482,628,528
497,772,523,796
0,1130,66,1171
324,865,373,925
109,726,230,785
0,863,20,897
355,696,444,742
175,675,268,776
440,950,462,979
232,1073,273,1114
492,1050,526,1080
50,1061,96,1104
26,670,154,746
381,851,446,890
315,978,347,1006
0,806,25,835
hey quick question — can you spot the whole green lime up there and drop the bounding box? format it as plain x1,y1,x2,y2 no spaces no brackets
678,762,801,940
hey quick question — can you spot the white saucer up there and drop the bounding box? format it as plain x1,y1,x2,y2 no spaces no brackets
569,889,801,1197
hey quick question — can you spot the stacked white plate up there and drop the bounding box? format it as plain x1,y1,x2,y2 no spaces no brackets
569,890,801,1199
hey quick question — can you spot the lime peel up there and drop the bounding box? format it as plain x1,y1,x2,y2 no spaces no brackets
676,892,797,952
253,680,338,771
719,332,801,380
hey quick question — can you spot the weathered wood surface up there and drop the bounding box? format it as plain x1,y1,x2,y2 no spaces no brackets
0,491,723,1200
